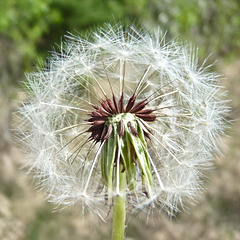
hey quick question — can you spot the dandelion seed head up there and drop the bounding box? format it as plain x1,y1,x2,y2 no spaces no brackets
19,24,228,219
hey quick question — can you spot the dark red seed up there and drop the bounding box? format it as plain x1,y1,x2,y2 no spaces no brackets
144,130,151,139
87,123,104,133
135,108,155,115
90,111,102,117
118,94,124,113
91,120,106,125
129,121,138,137
90,125,104,142
87,116,108,122
119,120,124,138
92,105,101,111
135,114,156,122
130,100,146,113
112,94,119,113
125,94,136,112
94,134,101,142
107,98,116,114
100,100,112,114
100,125,108,142
104,124,113,140
98,108,111,117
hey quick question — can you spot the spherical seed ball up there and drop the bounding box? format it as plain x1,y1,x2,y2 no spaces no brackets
18,24,228,219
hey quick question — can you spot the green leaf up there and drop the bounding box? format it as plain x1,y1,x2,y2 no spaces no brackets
128,124,153,187
120,126,136,191
101,126,117,193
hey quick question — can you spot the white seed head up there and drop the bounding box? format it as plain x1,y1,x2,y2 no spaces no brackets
19,24,229,219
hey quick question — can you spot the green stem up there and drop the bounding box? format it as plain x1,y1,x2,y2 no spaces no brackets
112,169,126,240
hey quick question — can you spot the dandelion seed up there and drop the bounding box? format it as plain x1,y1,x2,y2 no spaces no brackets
19,24,228,239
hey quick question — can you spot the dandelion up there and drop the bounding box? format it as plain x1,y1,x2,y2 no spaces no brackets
19,24,228,239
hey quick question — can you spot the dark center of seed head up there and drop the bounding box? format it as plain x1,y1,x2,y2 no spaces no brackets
87,94,156,143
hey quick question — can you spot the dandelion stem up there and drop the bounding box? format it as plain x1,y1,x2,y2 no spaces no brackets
112,166,126,240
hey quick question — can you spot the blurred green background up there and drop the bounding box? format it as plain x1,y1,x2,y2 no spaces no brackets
0,0,240,239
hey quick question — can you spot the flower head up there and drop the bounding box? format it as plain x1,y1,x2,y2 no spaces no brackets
19,24,228,219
